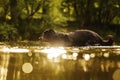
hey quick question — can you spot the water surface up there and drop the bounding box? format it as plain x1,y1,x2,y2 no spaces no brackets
0,46,120,80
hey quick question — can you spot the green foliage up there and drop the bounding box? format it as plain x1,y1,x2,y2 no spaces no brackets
0,23,19,41
112,16,120,24
0,0,120,41
49,0,67,23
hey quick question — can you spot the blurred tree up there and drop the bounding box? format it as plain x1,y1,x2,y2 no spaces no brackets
0,0,10,22
62,0,120,27
41,0,67,29
0,23,18,41
0,0,120,41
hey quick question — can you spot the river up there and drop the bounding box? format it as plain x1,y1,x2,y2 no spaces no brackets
0,45,120,80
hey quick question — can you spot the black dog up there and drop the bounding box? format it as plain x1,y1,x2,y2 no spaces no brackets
39,29,114,46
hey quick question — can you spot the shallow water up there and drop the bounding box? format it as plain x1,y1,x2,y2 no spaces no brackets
0,46,120,80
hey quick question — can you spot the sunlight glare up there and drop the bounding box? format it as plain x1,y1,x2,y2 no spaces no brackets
0,47,29,53
1,67,7,75
0,67,8,80
41,47,67,59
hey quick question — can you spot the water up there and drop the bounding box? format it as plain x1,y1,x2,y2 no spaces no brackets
0,46,120,80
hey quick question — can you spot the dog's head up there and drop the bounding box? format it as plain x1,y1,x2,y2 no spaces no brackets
39,29,57,42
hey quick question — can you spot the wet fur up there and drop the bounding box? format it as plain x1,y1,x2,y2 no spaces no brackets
40,29,114,46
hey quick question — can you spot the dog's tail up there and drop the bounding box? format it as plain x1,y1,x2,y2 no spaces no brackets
101,35,114,46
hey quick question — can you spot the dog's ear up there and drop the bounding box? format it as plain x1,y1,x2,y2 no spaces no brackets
45,29,56,35
44,29,55,33
48,29,55,33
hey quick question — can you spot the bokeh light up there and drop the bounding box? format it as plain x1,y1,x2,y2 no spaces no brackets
28,52,32,56
62,54,67,59
103,52,109,58
22,63,33,73
73,52,78,57
90,53,95,58
72,52,78,60
83,54,90,61
112,69,120,80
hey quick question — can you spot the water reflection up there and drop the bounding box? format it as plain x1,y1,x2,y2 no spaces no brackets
0,46,120,80
22,63,33,73
83,54,90,61
0,54,9,80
